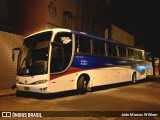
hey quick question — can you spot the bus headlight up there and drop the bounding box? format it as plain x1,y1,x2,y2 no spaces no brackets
35,80,47,84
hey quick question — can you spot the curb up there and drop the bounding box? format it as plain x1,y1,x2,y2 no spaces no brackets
0,88,16,98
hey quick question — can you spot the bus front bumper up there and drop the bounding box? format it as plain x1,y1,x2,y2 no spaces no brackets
16,83,49,94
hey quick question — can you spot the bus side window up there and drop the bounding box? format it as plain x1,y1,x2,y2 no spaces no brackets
99,41,106,56
75,35,79,53
93,39,100,55
134,50,143,60
113,44,117,57
107,42,112,56
139,51,142,60
141,50,145,59
107,42,117,57
128,48,134,59
105,42,108,56
77,36,91,54
86,37,91,54
77,35,85,53
118,46,123,57
118,46,127,58
134,50,139,59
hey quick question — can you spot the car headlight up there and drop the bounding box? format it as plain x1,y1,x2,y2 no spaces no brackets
35,80,48,84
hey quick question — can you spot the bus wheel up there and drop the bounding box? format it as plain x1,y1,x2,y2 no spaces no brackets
77,76,88,94
132,72,137,84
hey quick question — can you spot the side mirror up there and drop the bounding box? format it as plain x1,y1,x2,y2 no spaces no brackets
12,48,20,61
12,52,15,61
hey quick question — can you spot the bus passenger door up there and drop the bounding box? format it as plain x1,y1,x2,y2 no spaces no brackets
50,46,64,73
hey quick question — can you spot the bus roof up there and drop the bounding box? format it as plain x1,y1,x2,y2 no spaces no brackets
24,28,144,51
25,28,114,43
71,30,114,43
71,30,144,51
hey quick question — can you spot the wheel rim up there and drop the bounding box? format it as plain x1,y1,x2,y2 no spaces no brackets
133,73,136,83
83,81,87,90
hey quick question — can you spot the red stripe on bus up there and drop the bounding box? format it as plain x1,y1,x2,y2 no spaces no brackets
50,67,83,80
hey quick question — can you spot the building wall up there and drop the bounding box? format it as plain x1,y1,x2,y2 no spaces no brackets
0,0,48,36
81,0,107,37
47,0,77,29
1,0,135,46
111,25,135,46
46,0,106,36
0,31,23,89
0,0,9,25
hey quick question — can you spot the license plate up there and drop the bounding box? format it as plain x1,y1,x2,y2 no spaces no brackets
24,87,30,91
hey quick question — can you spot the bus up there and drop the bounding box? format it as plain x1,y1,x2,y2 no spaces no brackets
12,28,146,94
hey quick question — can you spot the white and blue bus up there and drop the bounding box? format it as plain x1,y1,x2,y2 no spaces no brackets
12,28,146,94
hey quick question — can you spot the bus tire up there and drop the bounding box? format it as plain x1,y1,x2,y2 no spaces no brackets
132,72,137,84
77,76,88,94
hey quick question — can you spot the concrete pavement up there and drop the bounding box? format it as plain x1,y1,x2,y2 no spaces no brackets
0,88,16,98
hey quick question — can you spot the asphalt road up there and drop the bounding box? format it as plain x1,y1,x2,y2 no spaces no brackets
0,78,160,120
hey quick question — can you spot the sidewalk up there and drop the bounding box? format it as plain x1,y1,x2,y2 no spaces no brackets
0,76,159,98
0,88,17,97
146,75,160,79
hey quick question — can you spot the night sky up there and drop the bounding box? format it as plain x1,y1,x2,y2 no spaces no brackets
107,0,160,56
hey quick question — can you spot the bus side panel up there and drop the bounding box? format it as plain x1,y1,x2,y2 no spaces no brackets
103,67,133,85
48,73,78,93
48,69,100,93
136,71,146,80
81,67,133,87
74,69,99,88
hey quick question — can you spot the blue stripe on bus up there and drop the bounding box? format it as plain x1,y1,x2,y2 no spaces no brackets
71,54,146,75
72,55,113,69
72,55,129,69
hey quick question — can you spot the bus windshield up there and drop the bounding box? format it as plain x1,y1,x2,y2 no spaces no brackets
17,31,52,76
